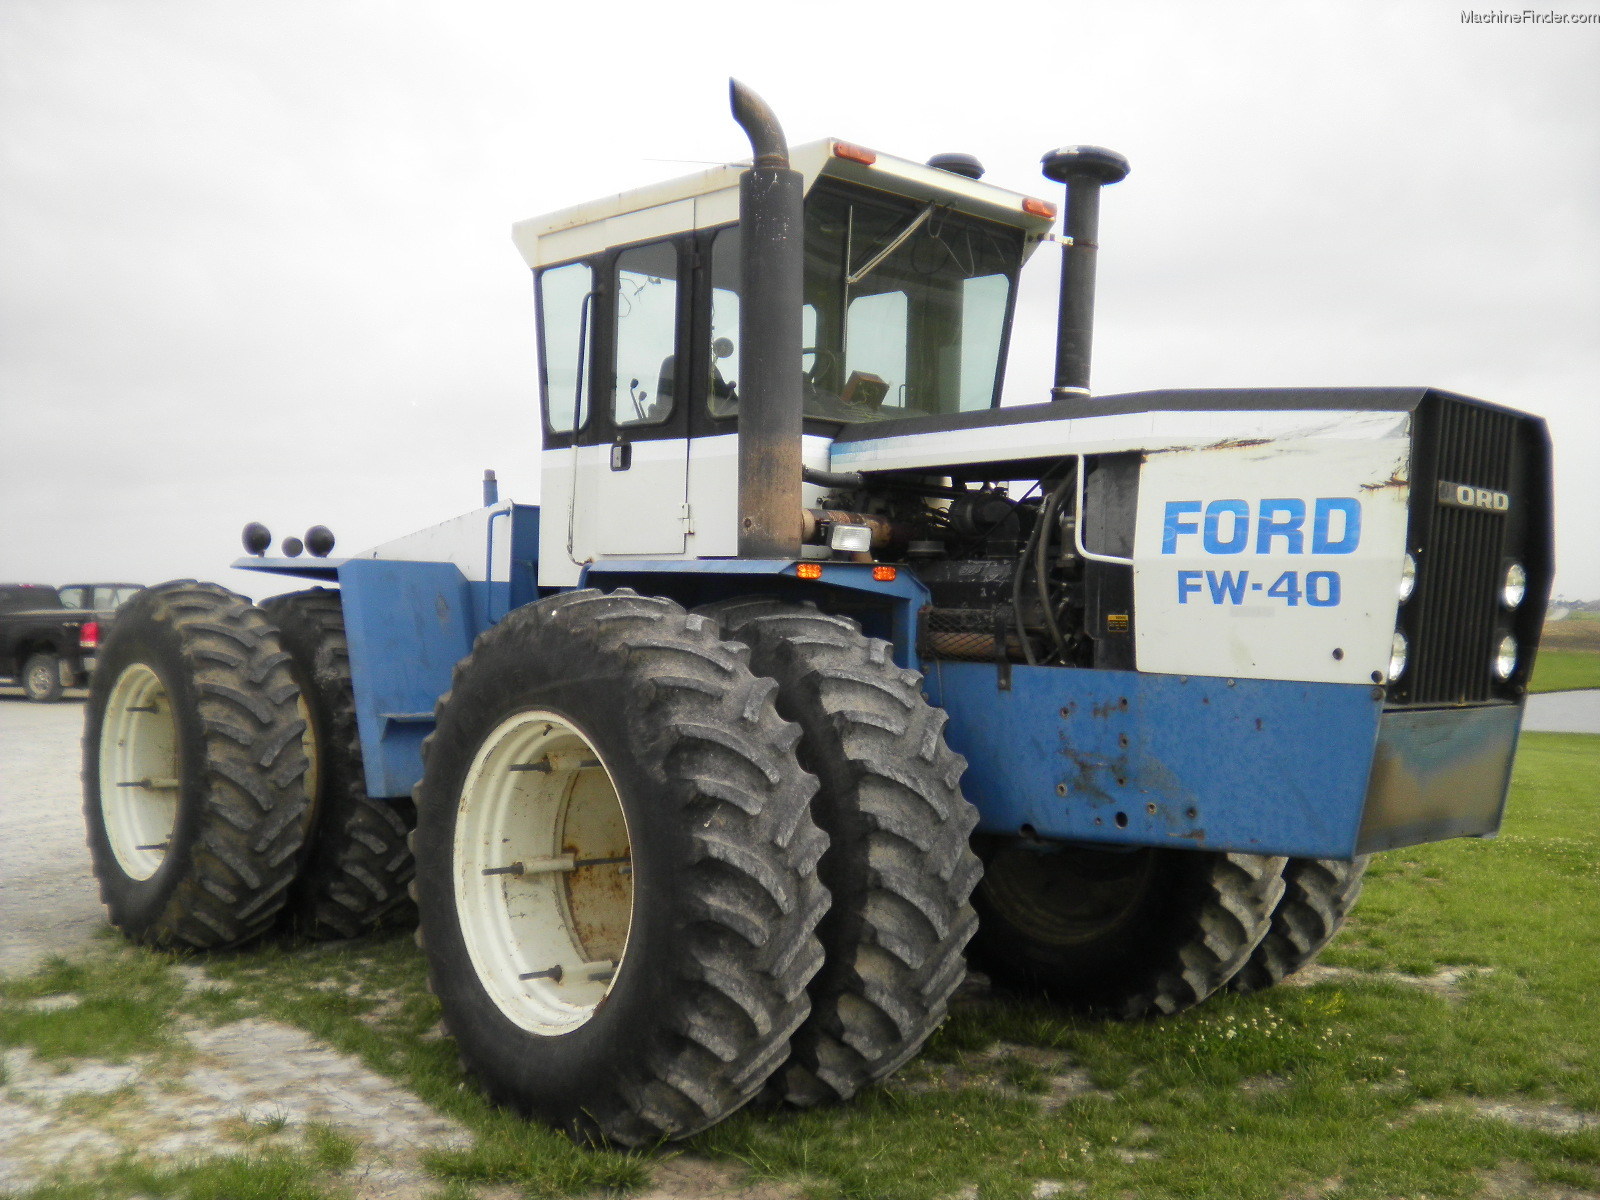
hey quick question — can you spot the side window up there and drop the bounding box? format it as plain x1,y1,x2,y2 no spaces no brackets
846,290,908,407
59,587,87,609
537,262,593,434
708,228,740,418
960,274,1010,409
707,227,823,419
614,242,679,428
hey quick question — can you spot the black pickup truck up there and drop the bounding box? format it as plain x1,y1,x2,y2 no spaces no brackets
0,583,140,702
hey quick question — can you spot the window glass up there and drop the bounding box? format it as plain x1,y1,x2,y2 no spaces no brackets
845,291,908,409
703,187,1020,425
801,184,1022,422
614,242,679,427
537,262,593,434
959,274,1011,409
709,228,741,418
59,588,88,609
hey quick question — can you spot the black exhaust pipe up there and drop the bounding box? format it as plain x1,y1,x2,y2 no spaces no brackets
1041,145,1129,399
730,79,804,559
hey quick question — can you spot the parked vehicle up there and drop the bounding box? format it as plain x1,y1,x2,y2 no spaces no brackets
58,583,144,613
1,585,101,701
83,82,1552,1145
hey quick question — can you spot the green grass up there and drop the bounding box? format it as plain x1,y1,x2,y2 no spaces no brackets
9,1149,346,1200
0,952,182,1062
4,732,1597,1199
1529,647,1600,692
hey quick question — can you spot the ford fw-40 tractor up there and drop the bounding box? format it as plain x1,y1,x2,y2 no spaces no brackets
84,82,1552,1145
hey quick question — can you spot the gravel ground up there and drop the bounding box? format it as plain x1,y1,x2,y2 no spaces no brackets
0,692,480,1197
0,694,107,976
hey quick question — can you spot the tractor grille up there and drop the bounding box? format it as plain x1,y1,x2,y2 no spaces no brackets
1396,394,1551,705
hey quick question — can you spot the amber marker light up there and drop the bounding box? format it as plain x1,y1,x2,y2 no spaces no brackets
872,566,898,582
796,562,825,580
833,141,878,166
1022,197,1058,218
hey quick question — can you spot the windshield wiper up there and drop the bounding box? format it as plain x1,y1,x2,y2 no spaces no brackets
846,202,936,287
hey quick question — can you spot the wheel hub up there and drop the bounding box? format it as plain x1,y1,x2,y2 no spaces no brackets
454,710,634,1036
97,663,180,881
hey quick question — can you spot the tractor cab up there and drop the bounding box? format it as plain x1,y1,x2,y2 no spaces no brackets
513,142,1057,586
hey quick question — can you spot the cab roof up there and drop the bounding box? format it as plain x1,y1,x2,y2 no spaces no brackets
512,138,1058,269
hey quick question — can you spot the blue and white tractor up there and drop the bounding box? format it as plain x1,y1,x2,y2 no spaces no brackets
83,82,1553,1145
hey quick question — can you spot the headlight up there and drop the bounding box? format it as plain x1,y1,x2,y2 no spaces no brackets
1502,562,1527,609
1388,631,1409,680
1398,553,1418,602
1495,635,1518,680
829,523,874,554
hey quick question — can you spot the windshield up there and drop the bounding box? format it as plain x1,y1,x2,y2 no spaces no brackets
708,181,1023,425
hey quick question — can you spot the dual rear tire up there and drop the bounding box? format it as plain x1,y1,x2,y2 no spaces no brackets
84,582,416,949
83,583,315,948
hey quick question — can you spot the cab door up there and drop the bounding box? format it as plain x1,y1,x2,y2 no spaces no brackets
582,237,691,558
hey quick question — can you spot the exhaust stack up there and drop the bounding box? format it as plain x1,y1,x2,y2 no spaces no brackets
730,79,804,559
1041,145,1129,399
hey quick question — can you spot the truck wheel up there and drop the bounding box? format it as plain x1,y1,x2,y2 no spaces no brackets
412,589,828,1145
22,653,64,702
969,842,1286,1019
82,582,314,949
701,598,980,1108
1227,855,1369,995
261,588,416,939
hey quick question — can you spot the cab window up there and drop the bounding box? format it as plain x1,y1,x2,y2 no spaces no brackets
613,242,680,428
536,261,594,435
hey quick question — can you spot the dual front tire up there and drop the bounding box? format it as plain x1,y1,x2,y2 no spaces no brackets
970,842,1368,1016
411,591,984,1144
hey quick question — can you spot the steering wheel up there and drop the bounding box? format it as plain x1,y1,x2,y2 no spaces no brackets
801,347,838,390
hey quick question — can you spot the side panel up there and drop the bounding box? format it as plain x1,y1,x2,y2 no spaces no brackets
926,660,1384,859
540,434,834,588
1132,434,1411,684
337,559,476,798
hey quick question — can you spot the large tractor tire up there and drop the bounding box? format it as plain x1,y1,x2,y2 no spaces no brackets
969,842,1286,1019
1227,855,1369,995
82,581,314,950
412,589,829,1145
261,588,415,939
701,598,981,1108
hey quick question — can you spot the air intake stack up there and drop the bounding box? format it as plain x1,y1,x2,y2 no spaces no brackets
1041,145,1130,399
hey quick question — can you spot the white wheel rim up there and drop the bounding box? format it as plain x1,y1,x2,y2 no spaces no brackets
454,709,635,1036
98,663,181,881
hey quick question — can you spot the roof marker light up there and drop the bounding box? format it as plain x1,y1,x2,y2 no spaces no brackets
833,142,877,166
1023,197,1058,219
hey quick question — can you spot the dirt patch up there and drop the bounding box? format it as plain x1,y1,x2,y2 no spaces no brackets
1540,619,1600,653
0,1016,468,1196
891,1040,1108,1113
1477,1161,1600,1199
625,1157,809,1200
1415,1097,1600,1135
1286,963,1495,1003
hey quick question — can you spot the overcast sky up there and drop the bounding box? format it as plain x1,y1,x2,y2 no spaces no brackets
2,1,1597,601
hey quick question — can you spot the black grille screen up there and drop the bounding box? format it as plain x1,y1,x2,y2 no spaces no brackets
1398,394,1551,705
